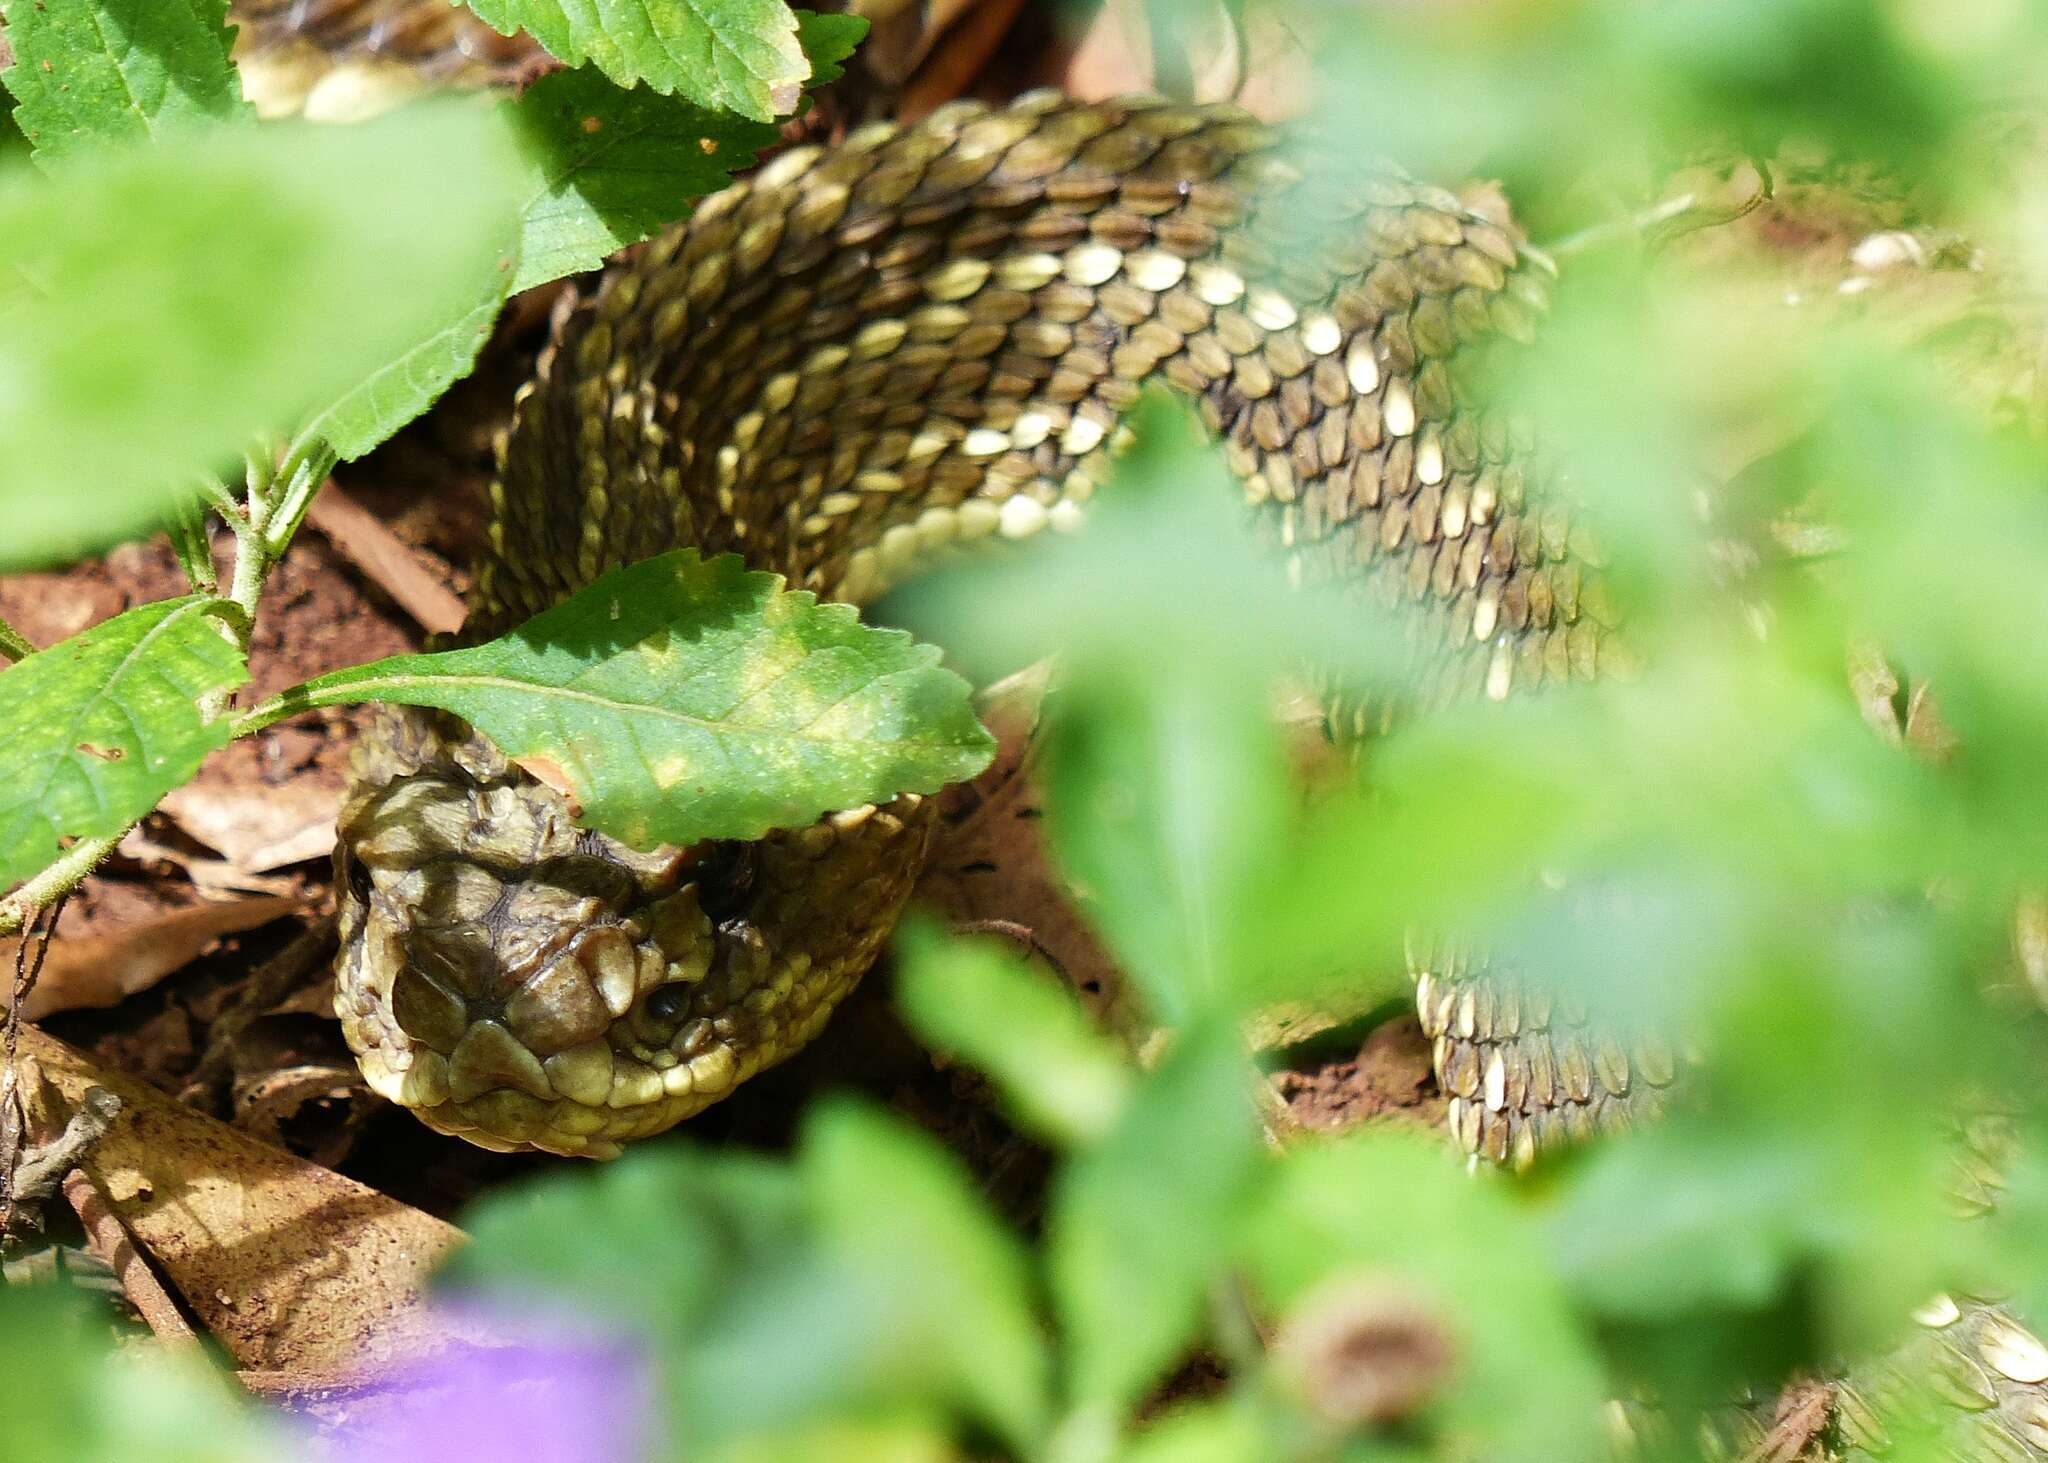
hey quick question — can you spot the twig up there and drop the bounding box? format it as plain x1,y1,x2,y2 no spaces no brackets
180,916,339,1113
1,894,66,1236
897,0,1029,121
304,481,468,636
14,1086,120,1206
0,827,126,940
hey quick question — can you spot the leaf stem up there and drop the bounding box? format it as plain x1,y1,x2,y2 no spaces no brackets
0,617,33,664
0,827,128,940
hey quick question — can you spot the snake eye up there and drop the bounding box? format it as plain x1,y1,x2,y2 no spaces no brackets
343,851,374,908
644,985,691,1024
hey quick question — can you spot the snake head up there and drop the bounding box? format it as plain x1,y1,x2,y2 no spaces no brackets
334,707,929,1157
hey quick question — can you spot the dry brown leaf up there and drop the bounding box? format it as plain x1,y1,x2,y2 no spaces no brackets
158,780,339,874
856,0,988,87
1062,0,1309,120
19,1024,465,1372
0,894,298,1019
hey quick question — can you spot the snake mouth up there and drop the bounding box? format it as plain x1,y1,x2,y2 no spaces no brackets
334,707,933,1157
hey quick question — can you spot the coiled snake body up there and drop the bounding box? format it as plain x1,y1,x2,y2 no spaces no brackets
331,86,1575,1159
235,5,2048,1454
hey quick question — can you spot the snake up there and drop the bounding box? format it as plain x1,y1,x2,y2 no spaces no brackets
226,3,2048,1456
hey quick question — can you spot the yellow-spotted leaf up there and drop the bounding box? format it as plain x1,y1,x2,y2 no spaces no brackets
248,549,993,847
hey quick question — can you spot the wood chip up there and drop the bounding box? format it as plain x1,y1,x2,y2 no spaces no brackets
305,481,467,637
19,1024,466,1372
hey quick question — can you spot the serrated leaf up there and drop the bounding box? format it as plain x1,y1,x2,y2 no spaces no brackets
1047,1021,1261,1414
260,548,994,847
503,13,865,293
0,596,245,890
468,0,810,121
0,101,523,568
0,0,252,167
894,919,1133,1147
301,256,513,461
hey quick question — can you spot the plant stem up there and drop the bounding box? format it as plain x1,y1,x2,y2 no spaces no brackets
0,616,32,664
0,828,127,939
2,435,329,939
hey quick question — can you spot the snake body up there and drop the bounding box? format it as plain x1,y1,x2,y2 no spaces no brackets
332,88,1578,1158
233,4,2048,1453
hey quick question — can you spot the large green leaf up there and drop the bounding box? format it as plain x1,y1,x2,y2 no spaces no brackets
253,549,994,848
0,101,523,568
894,919,1133,1147
0,596,245,890
445,1145,806,1337
1240,1131,1608,1462
0,1287,281,1462
300,256,513,461
799,1101,1052,1451
1047,1021,1261,1415
468,0,812,121
504,11,864,293
0,0,252,167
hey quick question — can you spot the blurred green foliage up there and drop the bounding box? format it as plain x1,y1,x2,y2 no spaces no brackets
3,1,2048,1461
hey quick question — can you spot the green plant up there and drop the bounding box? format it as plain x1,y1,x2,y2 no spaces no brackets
7,2,2048,1462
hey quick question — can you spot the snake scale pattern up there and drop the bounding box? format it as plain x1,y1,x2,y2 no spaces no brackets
228,3,2048,1455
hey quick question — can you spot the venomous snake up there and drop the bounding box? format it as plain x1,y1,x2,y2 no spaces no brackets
226,3,2048,1455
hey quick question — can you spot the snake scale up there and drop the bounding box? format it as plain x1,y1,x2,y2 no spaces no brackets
227,3,2048,1456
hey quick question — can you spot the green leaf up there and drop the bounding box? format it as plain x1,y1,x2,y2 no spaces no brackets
1116,1400,1273,1463
0,101,523,568
793,9,865,88
712,1418,960,1463
468,0,812,121
1048,1020,1261,1414
502,65,773,294
799,1101,1052,1451
1240,1131,1608,1463
894,918,1134,1147
0,1287,281,1462
258,548,994,847
0,0,252,167
0,596,244,890
894,396,1382,1024
1043,673,1291,1026
299,254,514,461
445,1145,805,1337
503,13,864,294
